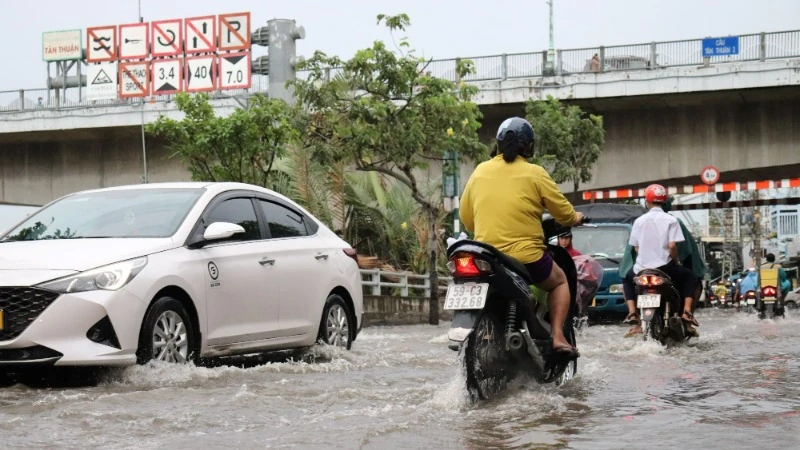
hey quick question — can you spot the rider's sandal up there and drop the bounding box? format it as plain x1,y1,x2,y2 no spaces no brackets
623,312,640,325
553,343,580,358
681,310,699,327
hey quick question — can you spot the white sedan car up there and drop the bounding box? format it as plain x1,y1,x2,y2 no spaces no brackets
0,182,363,368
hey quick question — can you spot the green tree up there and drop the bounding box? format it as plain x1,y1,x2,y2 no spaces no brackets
145,93,299,188
292,14,486,324
525,96,605,202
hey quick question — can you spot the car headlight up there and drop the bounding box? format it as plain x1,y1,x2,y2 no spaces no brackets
38,257,148,293
609,284,623,294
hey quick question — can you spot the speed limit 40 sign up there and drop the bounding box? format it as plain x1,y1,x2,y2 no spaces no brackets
700,165,720,185
219,52,251,90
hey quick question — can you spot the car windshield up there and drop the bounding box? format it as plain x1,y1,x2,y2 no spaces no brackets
570,226,629,264
0,188,204,241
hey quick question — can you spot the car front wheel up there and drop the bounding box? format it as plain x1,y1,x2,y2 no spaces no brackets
318,294,353,350
137,297,196,364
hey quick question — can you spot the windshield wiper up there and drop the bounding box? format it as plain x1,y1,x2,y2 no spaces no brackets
591,253,621,265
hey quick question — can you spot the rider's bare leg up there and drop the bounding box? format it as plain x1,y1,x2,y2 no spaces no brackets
534,264,573,351
625,299,642,335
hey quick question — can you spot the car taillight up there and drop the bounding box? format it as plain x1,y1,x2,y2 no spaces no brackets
634,275,665,286
343,248,359,267
447,252,491,277
761,286,777,297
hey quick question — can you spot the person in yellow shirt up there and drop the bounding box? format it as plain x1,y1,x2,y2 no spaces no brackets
459,117,585,357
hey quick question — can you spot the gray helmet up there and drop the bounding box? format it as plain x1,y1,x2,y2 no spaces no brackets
494,117,535,162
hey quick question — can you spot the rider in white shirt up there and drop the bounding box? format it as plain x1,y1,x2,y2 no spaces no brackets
624,184,699,335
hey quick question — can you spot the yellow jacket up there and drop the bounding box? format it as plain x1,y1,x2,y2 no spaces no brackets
459,155,577,264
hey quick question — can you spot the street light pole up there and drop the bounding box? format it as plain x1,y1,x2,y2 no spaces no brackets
544,0,555,75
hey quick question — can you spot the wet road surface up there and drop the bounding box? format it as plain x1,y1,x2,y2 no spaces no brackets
2,308,800,449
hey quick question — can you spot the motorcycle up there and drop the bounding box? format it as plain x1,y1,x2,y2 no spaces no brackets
757,285,785,320
444,216,584,401
742,290,757,313
634,269,695,345
708,294,719,308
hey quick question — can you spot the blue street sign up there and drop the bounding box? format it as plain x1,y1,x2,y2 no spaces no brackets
702,36,739,57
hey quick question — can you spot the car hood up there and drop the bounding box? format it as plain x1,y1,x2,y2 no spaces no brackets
0,238,177,272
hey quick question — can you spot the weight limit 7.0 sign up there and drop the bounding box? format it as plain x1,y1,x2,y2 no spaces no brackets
219,52,251,90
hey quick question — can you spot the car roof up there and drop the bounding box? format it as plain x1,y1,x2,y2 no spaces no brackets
66,182,290,201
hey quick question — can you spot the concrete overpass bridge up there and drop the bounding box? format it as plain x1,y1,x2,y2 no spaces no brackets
1,29,799,205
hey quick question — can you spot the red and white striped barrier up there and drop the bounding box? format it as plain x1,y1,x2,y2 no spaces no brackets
669,197,800,211
583,178,800,201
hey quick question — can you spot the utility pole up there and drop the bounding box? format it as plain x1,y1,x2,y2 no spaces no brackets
544,0,555,75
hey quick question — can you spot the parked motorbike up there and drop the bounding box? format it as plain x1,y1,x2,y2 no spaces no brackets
444,216,585,401
634,269,694,345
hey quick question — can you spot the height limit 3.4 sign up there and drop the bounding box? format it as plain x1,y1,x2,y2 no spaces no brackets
151,58,183,95
219,52,251,90
119,62,150,98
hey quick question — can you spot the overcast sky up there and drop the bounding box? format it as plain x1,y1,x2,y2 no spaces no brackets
4,0,800,91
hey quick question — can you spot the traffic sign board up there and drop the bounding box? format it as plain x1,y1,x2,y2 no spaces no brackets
702,36,739,57
42,29,82,61
219,52,251,90
119,23,149,60
701,165,721,185
119,61,150,98
151,19,182,57
151,58,183,95
185,15,216,54
185,55,216,92
86,25,117,62
87,62,118,101
218,12,250,51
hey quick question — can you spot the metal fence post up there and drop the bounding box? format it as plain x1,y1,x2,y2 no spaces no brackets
455,57,462,83
324,67,331,82
541,51,548,72
650,42,657,69
759,32,767,61
500,53,507,80
371,270,381,296
599,46,605,72
556,49,563,76
18,90,24,111
423,274,431,298
400,274,409,297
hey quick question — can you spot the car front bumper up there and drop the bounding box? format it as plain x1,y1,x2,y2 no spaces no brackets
0,287,146,367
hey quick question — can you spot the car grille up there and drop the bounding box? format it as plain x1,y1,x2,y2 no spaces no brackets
0,287,60,341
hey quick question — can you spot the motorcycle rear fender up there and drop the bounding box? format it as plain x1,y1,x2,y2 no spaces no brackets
447,310,481,343
640,307,658,322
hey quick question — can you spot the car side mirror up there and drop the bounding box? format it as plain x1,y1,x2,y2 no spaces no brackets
203,222,245,241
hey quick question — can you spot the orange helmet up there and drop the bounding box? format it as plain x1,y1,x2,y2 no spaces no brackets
644,184,668,204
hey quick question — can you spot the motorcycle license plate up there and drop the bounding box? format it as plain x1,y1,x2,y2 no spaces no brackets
638,294,661,308
763,297,777,304
747,299,756,305
444,283,489,310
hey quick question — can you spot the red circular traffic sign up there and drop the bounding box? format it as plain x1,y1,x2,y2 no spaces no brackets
700,165,720,185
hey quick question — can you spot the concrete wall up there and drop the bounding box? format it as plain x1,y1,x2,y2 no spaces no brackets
362,295,453,326
0,127,190,205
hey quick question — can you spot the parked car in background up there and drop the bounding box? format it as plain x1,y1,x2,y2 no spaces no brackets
0,182,363,369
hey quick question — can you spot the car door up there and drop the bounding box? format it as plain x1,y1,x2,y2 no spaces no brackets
256,198,331,338
195,194,281,346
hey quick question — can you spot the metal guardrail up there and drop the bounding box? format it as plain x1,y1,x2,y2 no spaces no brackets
1,29,799,113
360,269,453,297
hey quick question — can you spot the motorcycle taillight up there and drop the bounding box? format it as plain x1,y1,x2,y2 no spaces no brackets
761,286,777,297
447,252,491,277
634,275,664,286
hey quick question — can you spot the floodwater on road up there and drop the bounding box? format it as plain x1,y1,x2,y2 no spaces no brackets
2,309,800,449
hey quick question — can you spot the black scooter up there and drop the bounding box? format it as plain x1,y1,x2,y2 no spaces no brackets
635,268,694,345
444,216,584,402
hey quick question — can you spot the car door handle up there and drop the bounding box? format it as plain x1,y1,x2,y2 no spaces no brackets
315,254,329,261
259,258,276,266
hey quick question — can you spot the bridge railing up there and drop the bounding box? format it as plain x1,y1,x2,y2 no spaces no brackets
1,29,798,113
360,269,453,297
